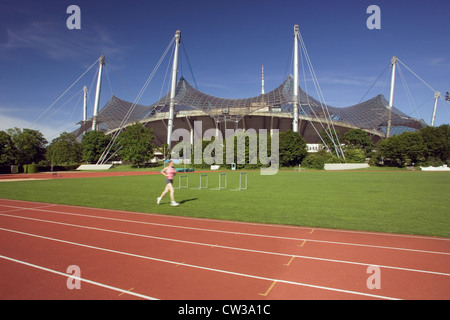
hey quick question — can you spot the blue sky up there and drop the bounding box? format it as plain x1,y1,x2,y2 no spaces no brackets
1,0,449,140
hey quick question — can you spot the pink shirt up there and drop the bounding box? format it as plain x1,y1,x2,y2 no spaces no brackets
165,167,176,180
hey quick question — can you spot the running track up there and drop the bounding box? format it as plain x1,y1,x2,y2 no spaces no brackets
0,198,449,300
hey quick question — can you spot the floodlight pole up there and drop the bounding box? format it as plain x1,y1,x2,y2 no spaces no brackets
431,91,440,127
167,30,181,150
386,55,398,138
92,54,106,131
293,25,300,133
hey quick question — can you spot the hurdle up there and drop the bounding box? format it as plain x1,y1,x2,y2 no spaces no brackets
174,175,188,189
211,173,227,190
231,172,247,191
192,174,208,190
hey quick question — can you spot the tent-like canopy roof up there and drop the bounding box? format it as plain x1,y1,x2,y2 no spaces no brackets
73,75,427,138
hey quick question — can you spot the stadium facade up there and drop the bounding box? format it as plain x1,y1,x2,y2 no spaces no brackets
73,26,427,151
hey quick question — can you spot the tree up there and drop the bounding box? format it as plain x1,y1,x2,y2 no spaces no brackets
7,128,47,164
81,131,111,163
378,136,401,166
0,131,17,165
118,122,155,167
344,128,373,154
420,125,450,163
400,131,426,164
378,131,426,166
279,130,308,166
46,132,82,165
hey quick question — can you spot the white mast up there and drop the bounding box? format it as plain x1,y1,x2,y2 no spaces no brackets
386,55,398,138
91,54,105,131
293,25,299,132
261,65,265,94
431,91,440,127
167,30,181,150
83,86,88,122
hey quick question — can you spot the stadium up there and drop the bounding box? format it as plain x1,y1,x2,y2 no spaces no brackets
72,26,428,156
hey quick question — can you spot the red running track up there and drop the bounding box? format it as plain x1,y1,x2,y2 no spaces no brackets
0,198,449,300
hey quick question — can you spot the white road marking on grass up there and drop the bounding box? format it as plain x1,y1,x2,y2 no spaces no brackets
0,227,400,300
1,214,449,277
0,254,158,300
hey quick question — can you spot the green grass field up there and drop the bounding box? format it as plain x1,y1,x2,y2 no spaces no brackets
0,170,449,237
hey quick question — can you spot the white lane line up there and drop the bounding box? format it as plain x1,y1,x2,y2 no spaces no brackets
1,213,450,277
0,227,400,300
1,206,449,256
0,254,158,300
2,199,449,242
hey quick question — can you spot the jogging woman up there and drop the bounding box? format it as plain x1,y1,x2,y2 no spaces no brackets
157,160,179,206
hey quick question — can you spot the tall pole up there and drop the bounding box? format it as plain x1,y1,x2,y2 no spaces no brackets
261,65,265,95
386,56,398,138
83,86,88,123
167,30,181,150
293,25,300,132
92,54,105,131
431,91,440,127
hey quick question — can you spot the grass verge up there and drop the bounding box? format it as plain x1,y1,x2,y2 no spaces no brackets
0,170,448,237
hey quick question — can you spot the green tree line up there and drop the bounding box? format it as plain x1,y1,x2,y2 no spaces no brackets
0,122,156,170
374,125,450,167
1,123,448,172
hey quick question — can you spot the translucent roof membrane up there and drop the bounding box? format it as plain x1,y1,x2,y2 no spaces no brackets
75,76,426,137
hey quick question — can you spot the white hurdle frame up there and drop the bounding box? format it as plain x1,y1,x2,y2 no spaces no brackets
231,172,247,191
192,174,208,190
211,173,227,190
175,175,188,189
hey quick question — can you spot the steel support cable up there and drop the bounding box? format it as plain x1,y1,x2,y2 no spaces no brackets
181,41,198,90
86,67,99,113
298,43,332,152
358,63,390,103
158,43,175,107
98,40,173,164
104,66,114,97
33,88,83,135
440,98,450,118
297,35,341,155
97,37,175,164
98,38,174,164
44,90,84,142
398,59,445,125
297,34,344,158
298,38,334,153
397,64,417,117
398,59,437,94
408,96,433,116
31,58,98,128
140,45,174,128
48,88,83,120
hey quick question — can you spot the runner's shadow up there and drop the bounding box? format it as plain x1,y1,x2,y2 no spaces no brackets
179,198,198,205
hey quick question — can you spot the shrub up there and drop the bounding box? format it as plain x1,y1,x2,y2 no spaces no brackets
302,153,326,170
27,163,39,173
344,148,366,163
